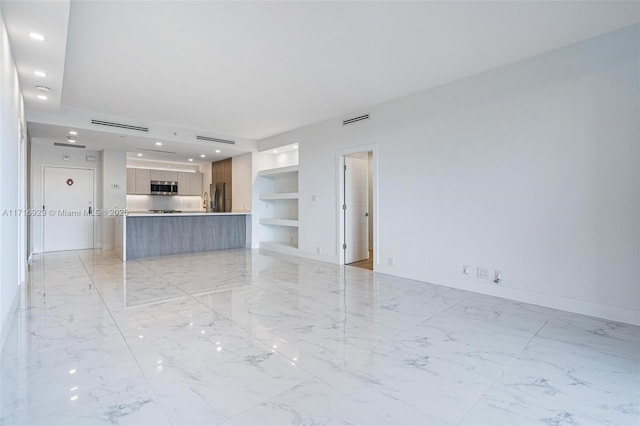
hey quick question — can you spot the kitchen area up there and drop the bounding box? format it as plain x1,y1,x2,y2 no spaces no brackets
115,154,252,261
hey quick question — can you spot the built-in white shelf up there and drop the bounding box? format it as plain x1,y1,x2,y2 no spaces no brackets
259,192,299,200
260,241,299,254
259,218,299,227
257,165,299,178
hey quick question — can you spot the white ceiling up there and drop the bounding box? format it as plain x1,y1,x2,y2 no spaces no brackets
27,122,239,164
4,0,640,145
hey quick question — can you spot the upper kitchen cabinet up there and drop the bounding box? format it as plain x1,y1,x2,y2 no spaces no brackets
134,169,151,194
126,168,152,195
126,169,136,194
177,171,203,196
150,170,177,182
177,172,191,195
190,172,203,196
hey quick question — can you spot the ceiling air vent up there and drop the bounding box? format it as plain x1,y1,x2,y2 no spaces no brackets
91,119,149,132
54,142,85,149
196,135,235,144
342,114,370,126
135,148,177,155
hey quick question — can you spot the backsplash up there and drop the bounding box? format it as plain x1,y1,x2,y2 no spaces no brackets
127,195,203,212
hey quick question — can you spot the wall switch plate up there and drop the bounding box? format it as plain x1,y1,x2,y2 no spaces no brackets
477,267,489,280
388,257,394,266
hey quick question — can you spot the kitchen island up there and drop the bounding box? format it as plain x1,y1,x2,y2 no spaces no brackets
115,212,251,261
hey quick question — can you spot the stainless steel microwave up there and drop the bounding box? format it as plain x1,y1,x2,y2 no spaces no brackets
150,181,178,196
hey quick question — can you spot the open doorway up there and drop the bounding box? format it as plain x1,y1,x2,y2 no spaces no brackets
339,148,376,270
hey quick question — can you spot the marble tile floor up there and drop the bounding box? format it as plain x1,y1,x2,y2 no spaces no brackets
0,249,638,426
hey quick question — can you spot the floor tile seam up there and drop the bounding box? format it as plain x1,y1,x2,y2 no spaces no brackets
75,251,176,425
212,378,311,425
383,297,471,339
76,252,168,410
174,286,248,326
452,317,552,426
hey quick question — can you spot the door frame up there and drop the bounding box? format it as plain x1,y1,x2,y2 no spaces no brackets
336,144,378,267
18,121,26,286
41,165,97,252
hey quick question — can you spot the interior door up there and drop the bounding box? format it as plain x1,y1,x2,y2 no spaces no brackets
344,154,369,264
43,167,95,252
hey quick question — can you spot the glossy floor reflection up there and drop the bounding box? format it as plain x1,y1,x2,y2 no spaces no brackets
1,249,638,425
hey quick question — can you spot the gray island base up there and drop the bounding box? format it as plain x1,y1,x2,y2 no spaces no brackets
123,213,249,260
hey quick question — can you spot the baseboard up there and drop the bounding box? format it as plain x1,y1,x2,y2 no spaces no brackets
0,285,21,356
375,264,640,326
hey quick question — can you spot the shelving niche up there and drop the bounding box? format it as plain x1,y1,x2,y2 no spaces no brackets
254,147,299,253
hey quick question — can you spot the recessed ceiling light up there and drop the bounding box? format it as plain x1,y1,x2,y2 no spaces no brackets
29,32,46,41
36,85,50,92
68,139,76,143
293,145,298,149
69,131,77,135
155,141,162,146
188,158,193,162
37,94,47,100
200,154,206,158
34,70,47,77
137,153,143,157
273,150,278,154
215,149,221,153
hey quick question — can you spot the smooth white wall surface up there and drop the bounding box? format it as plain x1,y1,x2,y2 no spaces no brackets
0,10,26,351
30,144,103,253
101,149,126,250
260,25,640,325
232,153,252,212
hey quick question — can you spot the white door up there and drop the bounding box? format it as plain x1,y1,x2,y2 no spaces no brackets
43,167,95,252
344,154,369,264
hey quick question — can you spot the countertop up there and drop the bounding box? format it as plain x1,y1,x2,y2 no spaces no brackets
126,211,251,217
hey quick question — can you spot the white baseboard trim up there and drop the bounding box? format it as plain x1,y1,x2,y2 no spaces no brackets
0,285,21,355
375,264,640,326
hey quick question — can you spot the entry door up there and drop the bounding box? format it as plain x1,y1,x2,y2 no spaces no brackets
344,154,369,264
43,167,95,252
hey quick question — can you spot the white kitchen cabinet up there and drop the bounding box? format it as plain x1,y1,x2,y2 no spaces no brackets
177,172,191,195
126,168,136,194
190,172,203,196
134,169,151,195
150,170,177,182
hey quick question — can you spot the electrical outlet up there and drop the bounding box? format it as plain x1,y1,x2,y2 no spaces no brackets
311,195,317,202
477,267,489,280
388,257,394,266
462,265,470,275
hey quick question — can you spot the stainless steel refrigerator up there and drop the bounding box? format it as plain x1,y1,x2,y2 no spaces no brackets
210,182,226,212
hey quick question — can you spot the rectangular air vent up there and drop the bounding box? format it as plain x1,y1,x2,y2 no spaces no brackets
196,135,235,144
135,148,177,154
342,114,370,126
91,119,149,132
54,142,85,149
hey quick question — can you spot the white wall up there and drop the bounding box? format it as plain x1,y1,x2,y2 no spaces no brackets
260,25,640,325
30,144,103,253
101,149,126,250
232,152,253,212
0,10,26,351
